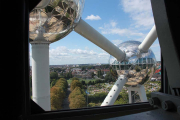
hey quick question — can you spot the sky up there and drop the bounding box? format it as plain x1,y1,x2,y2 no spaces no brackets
29,0,160,65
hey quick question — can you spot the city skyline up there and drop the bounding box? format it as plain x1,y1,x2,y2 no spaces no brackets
29,0,160,65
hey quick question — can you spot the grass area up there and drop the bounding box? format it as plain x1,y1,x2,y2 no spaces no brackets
67,78,98,84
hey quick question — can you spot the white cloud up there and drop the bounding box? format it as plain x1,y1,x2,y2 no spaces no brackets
47,46,110,64
110,21,117,27
99,21,144,37
120,0,154,29
70,49,97,55
85,14,101,20
98,53,109,58
112,40,123,46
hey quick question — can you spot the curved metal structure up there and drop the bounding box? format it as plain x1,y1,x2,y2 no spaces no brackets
109,40,156,86
29,0,84,43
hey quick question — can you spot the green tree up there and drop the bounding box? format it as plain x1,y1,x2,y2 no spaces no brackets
81,66,86,71
68,87,86,109
114,91,128,105
50,78,68,110
91,72,95,78
69,94,86,109
110,68,118,80
88,103,96,107
88,81,92,85
105,72,116,82
72,77,79,81
97,69,103,78
70,80,82,91
50,72,58,80
81,80,85,85
92,81,95,85
50,86,64,110
50,79,57,87
88,92,107,104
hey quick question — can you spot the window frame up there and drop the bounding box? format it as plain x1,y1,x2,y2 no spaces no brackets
18,0,170,119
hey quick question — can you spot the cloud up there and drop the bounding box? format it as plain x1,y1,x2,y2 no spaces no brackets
48,46,110,63
99,21,144,37
111,40,123,46
29,45,111,65
49,46,70,58
98,53,109,58
85,14,101,20
70,49,97,55
120,0,154,29
110,21,117,27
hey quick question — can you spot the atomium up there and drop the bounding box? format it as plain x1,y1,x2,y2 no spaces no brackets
29,0,85,43
109,40,156,86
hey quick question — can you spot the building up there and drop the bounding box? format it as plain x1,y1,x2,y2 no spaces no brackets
110,41,156,70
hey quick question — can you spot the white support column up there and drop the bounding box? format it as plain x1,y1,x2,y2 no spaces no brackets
128,89,132,103
138,85,147,102
127,85,147,103
31,41,51,111
101,75,127,106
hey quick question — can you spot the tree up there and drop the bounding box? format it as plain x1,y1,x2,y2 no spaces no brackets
70,80,82,91
50,78,68,110
114,91,129,105
69,94,86,109
50,87,64,110
88,81,92,85
97,69,103,78
81,66,86,71
105,72,116,83
54,68,62,72
72,77,79,81
88,92,107,104
50,79,57,87
81,80,85,85
50,72,58,80
110,69,118,80
92,81,95,85
64,70,73,79
88,103,96,107
68,87,86,109
91,72,95,78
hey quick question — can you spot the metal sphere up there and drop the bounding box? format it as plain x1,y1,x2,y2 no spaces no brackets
109,40,156,86
29,0,85,43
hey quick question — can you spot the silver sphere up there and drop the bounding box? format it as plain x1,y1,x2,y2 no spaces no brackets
109,40,156,86
29,0,85,43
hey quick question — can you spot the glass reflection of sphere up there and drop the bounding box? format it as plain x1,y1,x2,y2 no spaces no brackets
29,0,85,43
109,40,156,86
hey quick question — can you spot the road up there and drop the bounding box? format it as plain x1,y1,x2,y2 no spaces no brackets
62,85,70,110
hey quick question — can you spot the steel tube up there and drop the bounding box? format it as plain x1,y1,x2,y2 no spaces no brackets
74,19,126,62
138,25,157,53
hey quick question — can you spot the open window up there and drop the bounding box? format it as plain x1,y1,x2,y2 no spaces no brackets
6,0,180,120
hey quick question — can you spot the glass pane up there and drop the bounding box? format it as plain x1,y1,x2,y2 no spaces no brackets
29,0,161,111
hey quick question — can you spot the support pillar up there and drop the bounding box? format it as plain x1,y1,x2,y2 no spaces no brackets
127,85,147,103
101,75,127,106
31,41,50,111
